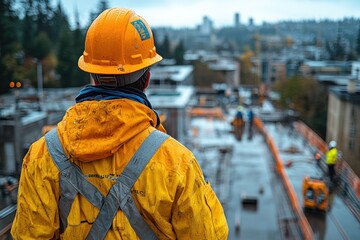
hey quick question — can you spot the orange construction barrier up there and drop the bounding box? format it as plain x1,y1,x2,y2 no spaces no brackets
294,121,327,154
255,117,313,239
188,107,224,119
294,121,360,198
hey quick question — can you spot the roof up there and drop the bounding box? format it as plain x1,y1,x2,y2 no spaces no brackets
208,60,237,72
316,74,354,85
147,86,194,108
151,65,193,82
330,86,360,104
303,60,352,69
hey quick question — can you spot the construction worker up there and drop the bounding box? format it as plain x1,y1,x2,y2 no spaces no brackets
326,140,338,183
315,152,321,166
232,105,244,127
11,8,228,240
247,108,254,128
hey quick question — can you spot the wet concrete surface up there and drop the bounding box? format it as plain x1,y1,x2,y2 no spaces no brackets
188,116,292,239
226,126,282,240
188,103,360,239
268,122,360,240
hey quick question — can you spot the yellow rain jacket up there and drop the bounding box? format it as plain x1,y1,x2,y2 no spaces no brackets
326,148,338,165
11,98,228,239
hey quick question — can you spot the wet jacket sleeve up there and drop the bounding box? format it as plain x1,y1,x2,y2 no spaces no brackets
171,157,228,239
11,140,60,240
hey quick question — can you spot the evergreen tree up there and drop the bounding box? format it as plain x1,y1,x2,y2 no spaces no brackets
49,1,69,44
72,8,88,86
89,0,109,25
356,24,360,58
0,0,21,94
153,29,161,54
174,40,185,65
158,35,171,59
57,27,73,87
34,0,53,36
97,0,109,12
333,29,345,60
31,31,52,60
21,0,37,57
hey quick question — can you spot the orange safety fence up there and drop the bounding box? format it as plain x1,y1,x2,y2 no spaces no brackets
294,121,360,199
188,107,224,119
340,163,358,198
254,117,313,240
294,121,327,154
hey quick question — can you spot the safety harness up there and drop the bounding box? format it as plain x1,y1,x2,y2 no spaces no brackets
45,128,169,240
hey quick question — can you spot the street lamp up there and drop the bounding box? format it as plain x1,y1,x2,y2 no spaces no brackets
33,58,44,111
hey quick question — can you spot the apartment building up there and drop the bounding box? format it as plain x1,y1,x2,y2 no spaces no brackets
327,82,360,176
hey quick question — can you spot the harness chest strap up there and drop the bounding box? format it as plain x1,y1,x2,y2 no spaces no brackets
45,128,169,240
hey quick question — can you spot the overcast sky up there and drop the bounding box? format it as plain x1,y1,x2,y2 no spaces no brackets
57,0,360,28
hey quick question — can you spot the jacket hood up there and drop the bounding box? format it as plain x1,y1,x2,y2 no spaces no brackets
57,99,163,162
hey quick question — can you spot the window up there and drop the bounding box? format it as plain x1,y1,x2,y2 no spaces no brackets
349,139,354,152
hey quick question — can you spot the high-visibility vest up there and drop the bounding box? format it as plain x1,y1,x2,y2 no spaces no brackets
326,148,337,165
45,128,169,240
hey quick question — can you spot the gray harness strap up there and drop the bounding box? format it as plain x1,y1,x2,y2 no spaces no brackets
45,128,169,240
45,129,105,231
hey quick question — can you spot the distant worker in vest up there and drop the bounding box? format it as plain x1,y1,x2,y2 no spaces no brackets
11,8,228,239
326,140,338,183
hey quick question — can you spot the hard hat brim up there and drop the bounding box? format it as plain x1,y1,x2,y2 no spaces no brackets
78,54,163,75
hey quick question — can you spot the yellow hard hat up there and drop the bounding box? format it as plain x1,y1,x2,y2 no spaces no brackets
78,8,162,75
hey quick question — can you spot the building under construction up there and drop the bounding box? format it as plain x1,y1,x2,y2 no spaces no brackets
0,68,359,239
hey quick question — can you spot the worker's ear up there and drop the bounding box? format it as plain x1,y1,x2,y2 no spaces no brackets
143,71,151,90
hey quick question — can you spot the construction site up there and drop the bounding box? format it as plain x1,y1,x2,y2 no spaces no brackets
1,0,360,238
0,79,359,239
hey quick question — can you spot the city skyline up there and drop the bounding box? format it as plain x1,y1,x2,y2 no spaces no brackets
55,0,360,29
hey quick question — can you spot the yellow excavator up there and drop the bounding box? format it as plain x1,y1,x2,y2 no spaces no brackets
302,176,329,211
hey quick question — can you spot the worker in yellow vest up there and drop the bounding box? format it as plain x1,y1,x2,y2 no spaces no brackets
326,140,338,183
11,8,228,239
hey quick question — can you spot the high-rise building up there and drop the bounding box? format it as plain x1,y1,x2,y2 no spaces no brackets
199,16,213,35
235,13,240,27
249,17,254,27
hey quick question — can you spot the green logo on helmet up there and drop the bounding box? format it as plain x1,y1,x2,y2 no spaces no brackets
131,20,150,41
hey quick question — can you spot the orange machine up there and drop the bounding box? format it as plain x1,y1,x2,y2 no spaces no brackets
302,176,328,211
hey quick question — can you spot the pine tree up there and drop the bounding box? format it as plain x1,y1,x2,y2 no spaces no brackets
174,40,185,65
356,24,360,58
333,29,345,61
89,0,109,25
57,27,73,87
159,35,171,59
72,7,88,87
0,0,21,94
21,9,36,57
49,2,69,44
